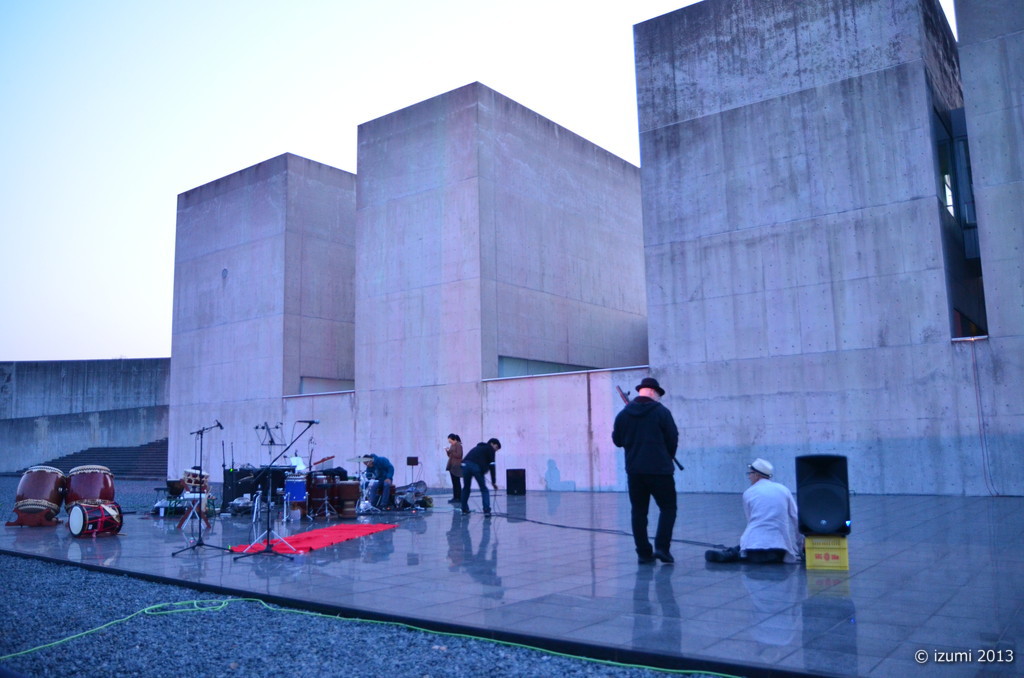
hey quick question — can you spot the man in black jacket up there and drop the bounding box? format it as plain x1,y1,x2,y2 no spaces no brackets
460,438,501,516
612,377,680,564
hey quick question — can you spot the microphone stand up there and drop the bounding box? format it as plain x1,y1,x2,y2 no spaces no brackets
173,422,230,557
234,421,316,560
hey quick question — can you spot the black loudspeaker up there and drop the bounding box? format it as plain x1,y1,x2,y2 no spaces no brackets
796,455,851,535
506,469,526,495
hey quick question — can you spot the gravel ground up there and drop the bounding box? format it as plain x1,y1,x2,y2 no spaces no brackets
0,477,720,678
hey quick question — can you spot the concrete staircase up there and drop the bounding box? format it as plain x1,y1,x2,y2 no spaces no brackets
22,439,169,480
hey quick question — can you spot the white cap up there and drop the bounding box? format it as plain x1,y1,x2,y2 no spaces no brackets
749,458,774,478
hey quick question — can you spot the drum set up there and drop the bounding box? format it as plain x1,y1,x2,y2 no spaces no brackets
6,464,123,537
233,458,431,520
282,467,360,520
357,478,431,514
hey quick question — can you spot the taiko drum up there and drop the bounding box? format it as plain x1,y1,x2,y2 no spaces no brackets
6,466,67,527
65,465,115,510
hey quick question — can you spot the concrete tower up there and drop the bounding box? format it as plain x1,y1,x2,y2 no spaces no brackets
635,0,1020,493
169,154,356,476
355,83,646,457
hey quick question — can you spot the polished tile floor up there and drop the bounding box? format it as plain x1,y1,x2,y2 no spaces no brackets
2,490,1022,677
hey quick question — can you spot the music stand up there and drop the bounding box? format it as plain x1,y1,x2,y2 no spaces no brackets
234,421,317,561
173,422,230,557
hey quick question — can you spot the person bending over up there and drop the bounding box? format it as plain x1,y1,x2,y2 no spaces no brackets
461,438,500,516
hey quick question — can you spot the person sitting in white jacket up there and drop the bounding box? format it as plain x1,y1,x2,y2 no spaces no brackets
706,458,804,564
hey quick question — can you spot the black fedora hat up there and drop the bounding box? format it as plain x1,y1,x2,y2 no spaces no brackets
635,377,665,396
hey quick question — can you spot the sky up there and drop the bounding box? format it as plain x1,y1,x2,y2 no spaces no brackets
0,0,957,362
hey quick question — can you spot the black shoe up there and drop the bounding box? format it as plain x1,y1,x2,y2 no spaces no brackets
653,550,674,564
705,547,740,563
483,510,492,517
461,509,470,515
638,553,656,564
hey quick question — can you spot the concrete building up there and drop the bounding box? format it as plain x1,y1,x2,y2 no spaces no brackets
353,83,646,460
168,154,357,475
634,0,1022,494
167,84,647,487
5,0,1020,497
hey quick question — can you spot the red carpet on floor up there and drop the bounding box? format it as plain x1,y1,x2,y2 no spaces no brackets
230,522,396,554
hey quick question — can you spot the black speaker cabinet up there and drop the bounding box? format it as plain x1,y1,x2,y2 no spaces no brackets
506,468,526,495
796,455,851,535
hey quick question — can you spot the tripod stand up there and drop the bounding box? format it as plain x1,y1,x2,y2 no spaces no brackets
234,421,317,561
173,421,230,557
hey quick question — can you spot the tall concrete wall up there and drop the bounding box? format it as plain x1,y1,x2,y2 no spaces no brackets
634,0,1022,495
169,154,356,479
955,0,1024,494
354,83,646,461
0,359,169,472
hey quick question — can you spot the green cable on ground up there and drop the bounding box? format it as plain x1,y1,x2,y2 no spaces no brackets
0,597,741,678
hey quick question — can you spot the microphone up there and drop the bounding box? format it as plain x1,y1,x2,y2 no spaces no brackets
297,419,320,425
215,420,223,430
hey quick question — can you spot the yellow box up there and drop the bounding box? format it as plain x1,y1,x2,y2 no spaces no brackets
805,535,849,570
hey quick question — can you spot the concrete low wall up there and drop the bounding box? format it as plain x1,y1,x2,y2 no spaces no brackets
1,359,169,419
265,353,1021,496
0,406,169,472
267,367,646,494
481,368,643,493
0,359,170,473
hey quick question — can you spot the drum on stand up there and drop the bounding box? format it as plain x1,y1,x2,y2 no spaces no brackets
307,473,332,502
68,502,123,537
335,481,360,518
307,472,337,518
66,465,115,511
6,466,66,527
182,468,209,493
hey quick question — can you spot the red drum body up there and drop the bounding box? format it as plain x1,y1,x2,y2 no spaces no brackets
66,465,115,511
6,466,66,527
68,502,123,537
335,481,360,517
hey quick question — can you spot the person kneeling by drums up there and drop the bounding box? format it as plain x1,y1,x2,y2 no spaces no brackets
359,454,395,510
705,459,803,564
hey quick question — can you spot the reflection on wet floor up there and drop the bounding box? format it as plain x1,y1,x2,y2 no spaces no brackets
3,489,1023,677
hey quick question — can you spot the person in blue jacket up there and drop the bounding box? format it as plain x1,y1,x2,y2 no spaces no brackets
360,454,395,509
612,377,680,564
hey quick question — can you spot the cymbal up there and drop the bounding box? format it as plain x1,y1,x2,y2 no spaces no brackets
345,456,367,462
